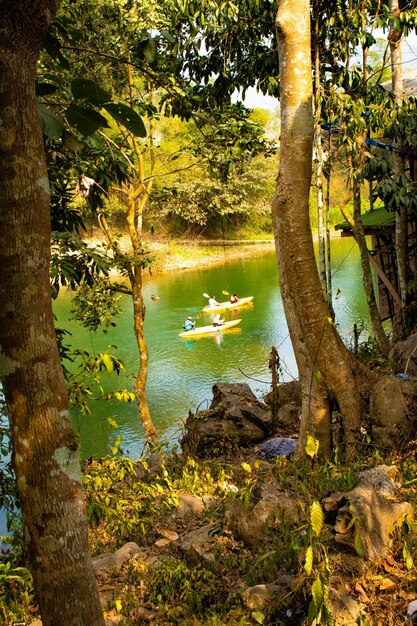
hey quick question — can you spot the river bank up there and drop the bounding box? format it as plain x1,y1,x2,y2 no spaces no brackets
148,239,276,274
82,229,277,275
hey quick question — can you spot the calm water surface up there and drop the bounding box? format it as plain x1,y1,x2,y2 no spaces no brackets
53,237,369,460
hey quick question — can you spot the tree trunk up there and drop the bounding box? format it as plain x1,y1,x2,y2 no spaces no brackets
0,4,104,625
273,0,369,462
131,270,158,446
340,189,391,357
389,0,408,315
313,0,327,296
326,122,333,306
126,67,159,446
127,185,158,446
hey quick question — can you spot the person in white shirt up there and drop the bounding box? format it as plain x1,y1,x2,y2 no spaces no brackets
208,296,219,307
213,313,224,327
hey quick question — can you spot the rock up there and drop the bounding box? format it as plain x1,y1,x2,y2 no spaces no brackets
179,523,219,563
265,380,301,407
241,576,294,610
155,529,179,547
370,376,417,450
93,542,144,573
264,381,301,430
257,437,297,460
132,606,158,622
170,494,216,518
389,333,417,375
181,383,274,457
224,482,304,546
329,466,414,560
277,403,300,428
324,588,368,626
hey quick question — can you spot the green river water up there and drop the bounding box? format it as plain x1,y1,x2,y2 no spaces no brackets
52,237,369,461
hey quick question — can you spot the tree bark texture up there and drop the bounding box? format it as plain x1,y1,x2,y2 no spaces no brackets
0,3,104,624
273,0,368,461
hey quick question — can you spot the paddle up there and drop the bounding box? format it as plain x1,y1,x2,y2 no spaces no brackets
222,290,230,296
203,292,211,299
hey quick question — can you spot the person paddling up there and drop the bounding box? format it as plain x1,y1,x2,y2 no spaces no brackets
230,293,239,303
208,295,220,307
182,316,195,331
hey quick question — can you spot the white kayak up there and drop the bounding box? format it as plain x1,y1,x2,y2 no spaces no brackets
202,296,254,313
179,319,241,338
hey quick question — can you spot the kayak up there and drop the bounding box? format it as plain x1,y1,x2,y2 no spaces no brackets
179,319,241,338
202,296,254,313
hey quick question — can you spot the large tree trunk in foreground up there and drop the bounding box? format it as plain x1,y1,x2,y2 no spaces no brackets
273,0,369,462
0,3,104,624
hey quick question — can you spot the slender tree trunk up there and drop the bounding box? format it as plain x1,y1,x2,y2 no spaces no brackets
389,0,408,314
274,0,369,462
326,123,333,306
126,64,159,446
313,0,327,296
0,3,104,625
340,189,391,357
127,187,159,446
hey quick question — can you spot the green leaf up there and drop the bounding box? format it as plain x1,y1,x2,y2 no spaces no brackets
311,576,323,609
43,30,70,70
38,104,66,139
36,82,58,96
103,102,147,137
66,104,109,137
354,532,366,558
403,544,414,571
101,353,114,374
136,37,158,63
252,611,265,624
160,29,176,43
304,545,313,575
307,598,317,626
305,435,320,459
310,501,324,537
71,78,111,105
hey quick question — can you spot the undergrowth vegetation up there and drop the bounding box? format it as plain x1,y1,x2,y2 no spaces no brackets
3,444,417,625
